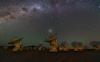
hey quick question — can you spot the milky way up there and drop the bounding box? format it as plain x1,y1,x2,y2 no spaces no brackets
0,0,100,45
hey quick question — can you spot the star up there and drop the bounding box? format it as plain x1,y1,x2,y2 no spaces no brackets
48,29,53,33
98,5,100,8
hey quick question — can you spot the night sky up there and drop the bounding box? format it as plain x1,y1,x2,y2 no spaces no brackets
0,0,100,46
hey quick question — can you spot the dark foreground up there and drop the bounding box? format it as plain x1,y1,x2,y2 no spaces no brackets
0,50,100,62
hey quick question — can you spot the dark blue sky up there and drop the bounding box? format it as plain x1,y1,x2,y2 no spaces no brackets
0,0,100,45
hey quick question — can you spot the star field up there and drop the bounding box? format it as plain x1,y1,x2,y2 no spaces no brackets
0,0,100,45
